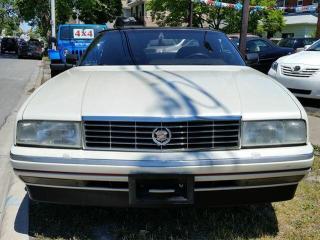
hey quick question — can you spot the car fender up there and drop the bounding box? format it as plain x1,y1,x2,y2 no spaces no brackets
48,49,61,61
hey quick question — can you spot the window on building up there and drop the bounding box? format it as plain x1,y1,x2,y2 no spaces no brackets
297,0,303,6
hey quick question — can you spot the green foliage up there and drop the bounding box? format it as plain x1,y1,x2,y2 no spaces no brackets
75,0,122,24
0,0,19,36
147,0,285,37
15,0,122,38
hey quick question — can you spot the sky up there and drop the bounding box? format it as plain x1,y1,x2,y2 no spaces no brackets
20,22,31,33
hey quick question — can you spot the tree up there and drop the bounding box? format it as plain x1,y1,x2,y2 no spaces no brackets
147,0,235,28
75,0,122,24
16,0,73,38
147,0,285,37
16,0,122,38
0,0,20,35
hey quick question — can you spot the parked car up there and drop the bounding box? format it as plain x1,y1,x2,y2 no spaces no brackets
48,24,107,77
114,16,144,28
11,28,313,208
278,38,318,52
269,39,320,99
230,37,294,74
0,37,18,54
18,39,43,59
270,37,282,45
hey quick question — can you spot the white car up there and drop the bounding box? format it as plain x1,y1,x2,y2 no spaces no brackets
269,39,320,99
10,28,314,207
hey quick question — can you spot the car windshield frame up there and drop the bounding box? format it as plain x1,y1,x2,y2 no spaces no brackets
307,40,320,51
80,29,246,67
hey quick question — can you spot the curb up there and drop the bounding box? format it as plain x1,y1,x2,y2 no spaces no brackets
0,60,44,240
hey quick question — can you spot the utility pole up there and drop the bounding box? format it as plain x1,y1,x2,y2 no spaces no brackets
239,0,250,56
316,0,320,38
50,0,56,49
189,0,193,27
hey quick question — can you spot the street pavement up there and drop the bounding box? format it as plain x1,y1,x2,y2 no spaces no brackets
0,56,319,239
0,53,41,239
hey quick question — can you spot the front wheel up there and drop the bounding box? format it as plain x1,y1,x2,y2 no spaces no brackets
51,69,60,78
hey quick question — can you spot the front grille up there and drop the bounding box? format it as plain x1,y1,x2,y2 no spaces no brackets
288,88,312,95
71,49,84,59
83,119,241,151
281,66,319,78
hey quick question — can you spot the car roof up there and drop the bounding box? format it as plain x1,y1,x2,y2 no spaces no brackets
59,24,106,27
282,37,317,40
102,27,222,34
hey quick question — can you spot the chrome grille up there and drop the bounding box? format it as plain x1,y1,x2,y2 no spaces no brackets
281,66,319,78
83,119,241,151
71,49,84,59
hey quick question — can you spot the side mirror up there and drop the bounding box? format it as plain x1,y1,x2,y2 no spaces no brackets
66,53,78,65
245,53,259,65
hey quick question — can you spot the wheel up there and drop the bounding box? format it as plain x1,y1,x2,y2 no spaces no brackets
51,69,60,78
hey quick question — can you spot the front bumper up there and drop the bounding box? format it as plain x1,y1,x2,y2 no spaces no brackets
11,144,314,207
268,69,320,99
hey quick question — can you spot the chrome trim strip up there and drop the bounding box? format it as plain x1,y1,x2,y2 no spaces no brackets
26,183,129,192
194,182,299,192
15,170,129,182
15,170,309,182
82,116,242,122
26,182,298,193
11,152,314,168
195,170,309,182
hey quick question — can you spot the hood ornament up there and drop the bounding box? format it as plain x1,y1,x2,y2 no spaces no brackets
152,128,172,146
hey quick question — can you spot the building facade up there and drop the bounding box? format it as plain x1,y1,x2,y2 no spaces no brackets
126,0,157,26
277,0,319,38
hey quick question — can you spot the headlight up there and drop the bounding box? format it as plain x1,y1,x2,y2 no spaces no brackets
63,49,69,57
242,120,306,147
271,62,278,72
16,121,81,148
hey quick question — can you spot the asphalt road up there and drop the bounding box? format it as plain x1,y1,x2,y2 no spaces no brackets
0,54,40,128
0,53,40,239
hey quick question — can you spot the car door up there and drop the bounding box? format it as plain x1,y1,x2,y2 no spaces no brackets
246,39,276,73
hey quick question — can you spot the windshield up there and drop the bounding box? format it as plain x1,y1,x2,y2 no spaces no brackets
60,25,106,40
278,39,295,48
80,29,245,66
307,40,320,51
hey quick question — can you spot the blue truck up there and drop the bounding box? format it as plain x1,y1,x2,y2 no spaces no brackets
48,24,107,77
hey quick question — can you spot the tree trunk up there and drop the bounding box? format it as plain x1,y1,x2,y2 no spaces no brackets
317,3,320,38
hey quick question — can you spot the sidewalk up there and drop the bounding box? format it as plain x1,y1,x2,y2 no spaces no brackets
0,61,43,240
308,115,320,146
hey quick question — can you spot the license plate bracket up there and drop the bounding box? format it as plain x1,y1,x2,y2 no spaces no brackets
129,175,194,206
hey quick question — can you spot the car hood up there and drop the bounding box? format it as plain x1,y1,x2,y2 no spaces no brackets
22,66,301,121
277,51,320,66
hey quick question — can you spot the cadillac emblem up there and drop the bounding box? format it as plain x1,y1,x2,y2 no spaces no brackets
152,128,172,146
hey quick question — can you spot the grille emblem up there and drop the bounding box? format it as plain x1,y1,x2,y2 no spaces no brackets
293,66,301,72
152,128,172,146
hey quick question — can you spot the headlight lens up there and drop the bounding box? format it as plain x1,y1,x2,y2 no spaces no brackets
16,121,81,148
63,49,69,57
242,120,306,147
271,62,278,72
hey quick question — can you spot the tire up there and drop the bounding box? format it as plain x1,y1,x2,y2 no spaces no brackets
51,69,60,78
